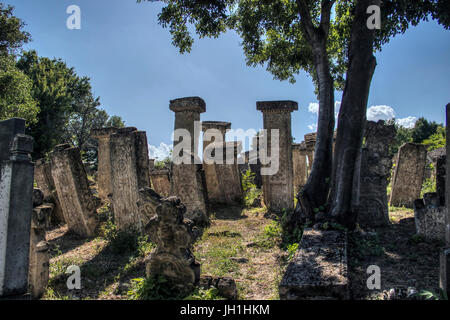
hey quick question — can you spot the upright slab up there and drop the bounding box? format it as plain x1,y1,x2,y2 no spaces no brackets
202,121,231,204
279,229,349,300
50,144,99,237
304,133,317,169
34,160,65,224
0,119,34,297
150,169,171,197
440,103,450,296
91,127,124,200
358,121,396,227
292,142,308,194
110,128,151,232
389,143,427,208
170,97,208,224
257,101,297,212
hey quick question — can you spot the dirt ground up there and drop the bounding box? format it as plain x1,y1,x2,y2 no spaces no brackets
348,208,444,299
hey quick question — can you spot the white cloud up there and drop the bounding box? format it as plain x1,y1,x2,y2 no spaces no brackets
149,142,173,161
367,105,396,122
308,102,319,114
395,116,417,129
307,123,317,131
335,101,341,118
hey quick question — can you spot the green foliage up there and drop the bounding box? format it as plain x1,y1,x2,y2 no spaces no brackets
286,243,299,261
155,156,171,169
101,219,154,255
127,276,177,300
420,176,436,198
184,287,225,300
423,126,446,151
0,4,30,56
0,55,38,124
348,232,385,261
412,117,440,144
418,289,448,301
254,220,282,250
241,169,262,207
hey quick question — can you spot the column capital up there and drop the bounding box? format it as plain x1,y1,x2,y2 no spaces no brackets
170,96,206,113
201,121,231,132
256,100,298,113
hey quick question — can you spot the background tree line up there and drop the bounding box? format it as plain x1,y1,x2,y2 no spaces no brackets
0,3,124,162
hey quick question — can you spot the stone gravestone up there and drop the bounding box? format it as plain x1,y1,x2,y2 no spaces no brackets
91,127,124,200
201,121,231,204
257,100,297,212
358,120,396,227
292,142,308,194
304,132,317,171
34,159,65,224
207,141,243,205
0,118,34,297
440,103,450,296
137,188,200,296
110,127,151,232
389,143,427,208
50,144,100,237
170,97,208,225
150,168,171,197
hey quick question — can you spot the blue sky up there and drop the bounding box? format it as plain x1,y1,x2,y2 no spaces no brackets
5,0,450,159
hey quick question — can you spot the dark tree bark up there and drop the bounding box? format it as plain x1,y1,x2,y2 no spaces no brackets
293,0,335,222
329,0,381,229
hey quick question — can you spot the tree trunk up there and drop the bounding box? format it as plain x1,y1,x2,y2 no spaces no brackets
328,0,380,229
294,40,335,224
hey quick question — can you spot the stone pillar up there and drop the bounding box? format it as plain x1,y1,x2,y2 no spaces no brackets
358,121,396,227
110,128,151,232
257,101,297,212
389,143,427,208
201,121,231,204
304,132,317,170
170,97,208,225
292,142,307,194
0,119,34,297
50,144,99,237
28,204,52,299
440,103,450,296
436,155,446,207
34,160,65,224
91,127,121,200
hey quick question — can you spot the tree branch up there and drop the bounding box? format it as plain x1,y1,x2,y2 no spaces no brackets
296,0,318,43
320,0,335,37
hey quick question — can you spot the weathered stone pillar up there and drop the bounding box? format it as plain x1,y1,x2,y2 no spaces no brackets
358,121,396,227
0,119,34,297
34,160,65,224
170,97,208,225
201,121,231,204
50,144,99,237
440,103,450,296
292,142,308,194
28,204,52,299
304,132,317,170
257,101,297,212
389,143,427,208
91,127,122,200
110,128,151,232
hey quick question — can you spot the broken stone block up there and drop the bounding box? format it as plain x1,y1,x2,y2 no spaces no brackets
138,188,200,296
414,193,446,242
28,204,52,299
199,275,237,300
279,229,349,300
257,100,297,212
0,119,34,297
389,143,427,208
358,120,396,227
50,144,99,237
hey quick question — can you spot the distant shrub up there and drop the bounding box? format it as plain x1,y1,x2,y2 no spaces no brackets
241,169,262,207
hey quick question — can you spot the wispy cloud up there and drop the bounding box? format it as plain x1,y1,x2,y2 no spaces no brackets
148,142,172,161
395,116,417,128
308,102,319,114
